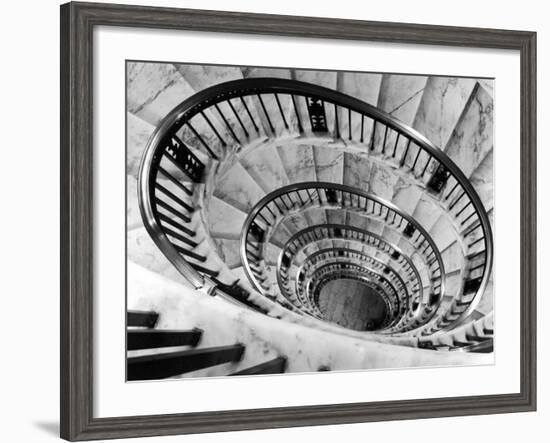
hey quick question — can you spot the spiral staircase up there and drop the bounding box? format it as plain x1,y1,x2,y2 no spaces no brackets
126,63,494,380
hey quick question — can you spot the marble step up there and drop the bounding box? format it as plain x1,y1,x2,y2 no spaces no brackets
213,157,266,213
127,175,143,231
243,66,300,137
127,62,195,127
473,275,494,315
423,311,493,347
264,243,282,267
294,70,337,136
468,149,494,214
267,221,295,249
276,144,317,183
282,211,312,235
412,77,477,150
428,214,460,253
127,226,193,286
128,62,228,160
335,71,383,144
342,151,372,191
206,196,247,239
242,66,302,135
377,74,428,126
214,238,242,270
127,112,155,180
175,63,268,148
411,195,445,232
238,139,290,193
313,145,345,184
444,82,493,178
440,241,465,275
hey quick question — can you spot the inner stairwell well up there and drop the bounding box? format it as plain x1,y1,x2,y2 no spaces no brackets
126,63,494,380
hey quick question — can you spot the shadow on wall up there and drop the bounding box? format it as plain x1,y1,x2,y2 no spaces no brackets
32,421,59,437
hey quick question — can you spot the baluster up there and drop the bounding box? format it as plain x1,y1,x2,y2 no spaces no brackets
290,94,303,133
400,140,411,167
158,213,195,238
173,244,207,262
240,96,260,133
257,94,275,133
163,227,198,248
274,94,289,130
227,99,249,137
200,111,227,147
348,108,352,140
334,104,340,138
411,147,422,171
155,199,191,224
382,125,389,154
186,121,219,159
370,121,377,150
158,166,192,196
392,133,400,157
449,191,466,210
156,183,193,213
214,103,240,144
456,201,473,218
461,211,478,226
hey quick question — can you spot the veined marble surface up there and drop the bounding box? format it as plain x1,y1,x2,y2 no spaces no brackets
313,146,344,183
413,77,477,149
469,149,494,214
127,262,491,378
445,83,494,177
206,196,247,239
214,238,242,270
127,227,191,286
343,151,373,191
126,112,154,179
126,175,142,231
127,62,195,126
368,161,399,200
277,144,317,183
239,140,290,193
377,74,428,125
213,161,265,213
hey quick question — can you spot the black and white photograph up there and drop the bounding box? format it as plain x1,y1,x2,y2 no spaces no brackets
126,62,494,380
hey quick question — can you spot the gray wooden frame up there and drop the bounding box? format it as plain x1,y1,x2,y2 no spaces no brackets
60,1,537,440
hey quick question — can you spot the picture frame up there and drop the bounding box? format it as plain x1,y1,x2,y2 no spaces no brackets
60,1,537,440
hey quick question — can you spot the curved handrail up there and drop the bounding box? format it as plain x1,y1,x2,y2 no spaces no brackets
307,261,401,313
307,264,398,330
138,77,492,330
296,248,409,306
274,225,425,322
297,257,404,319
240,182,444,305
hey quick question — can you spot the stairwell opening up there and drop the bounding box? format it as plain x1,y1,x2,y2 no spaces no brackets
318,279,388,331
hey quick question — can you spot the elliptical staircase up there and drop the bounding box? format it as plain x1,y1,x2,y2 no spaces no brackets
126,64,494,380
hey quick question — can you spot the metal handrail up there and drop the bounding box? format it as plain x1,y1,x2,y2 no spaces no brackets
138,77,492,331
298,258,402,320
240,183,444,307
296,248,409,307
274,225,427,326
307,261,401,314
